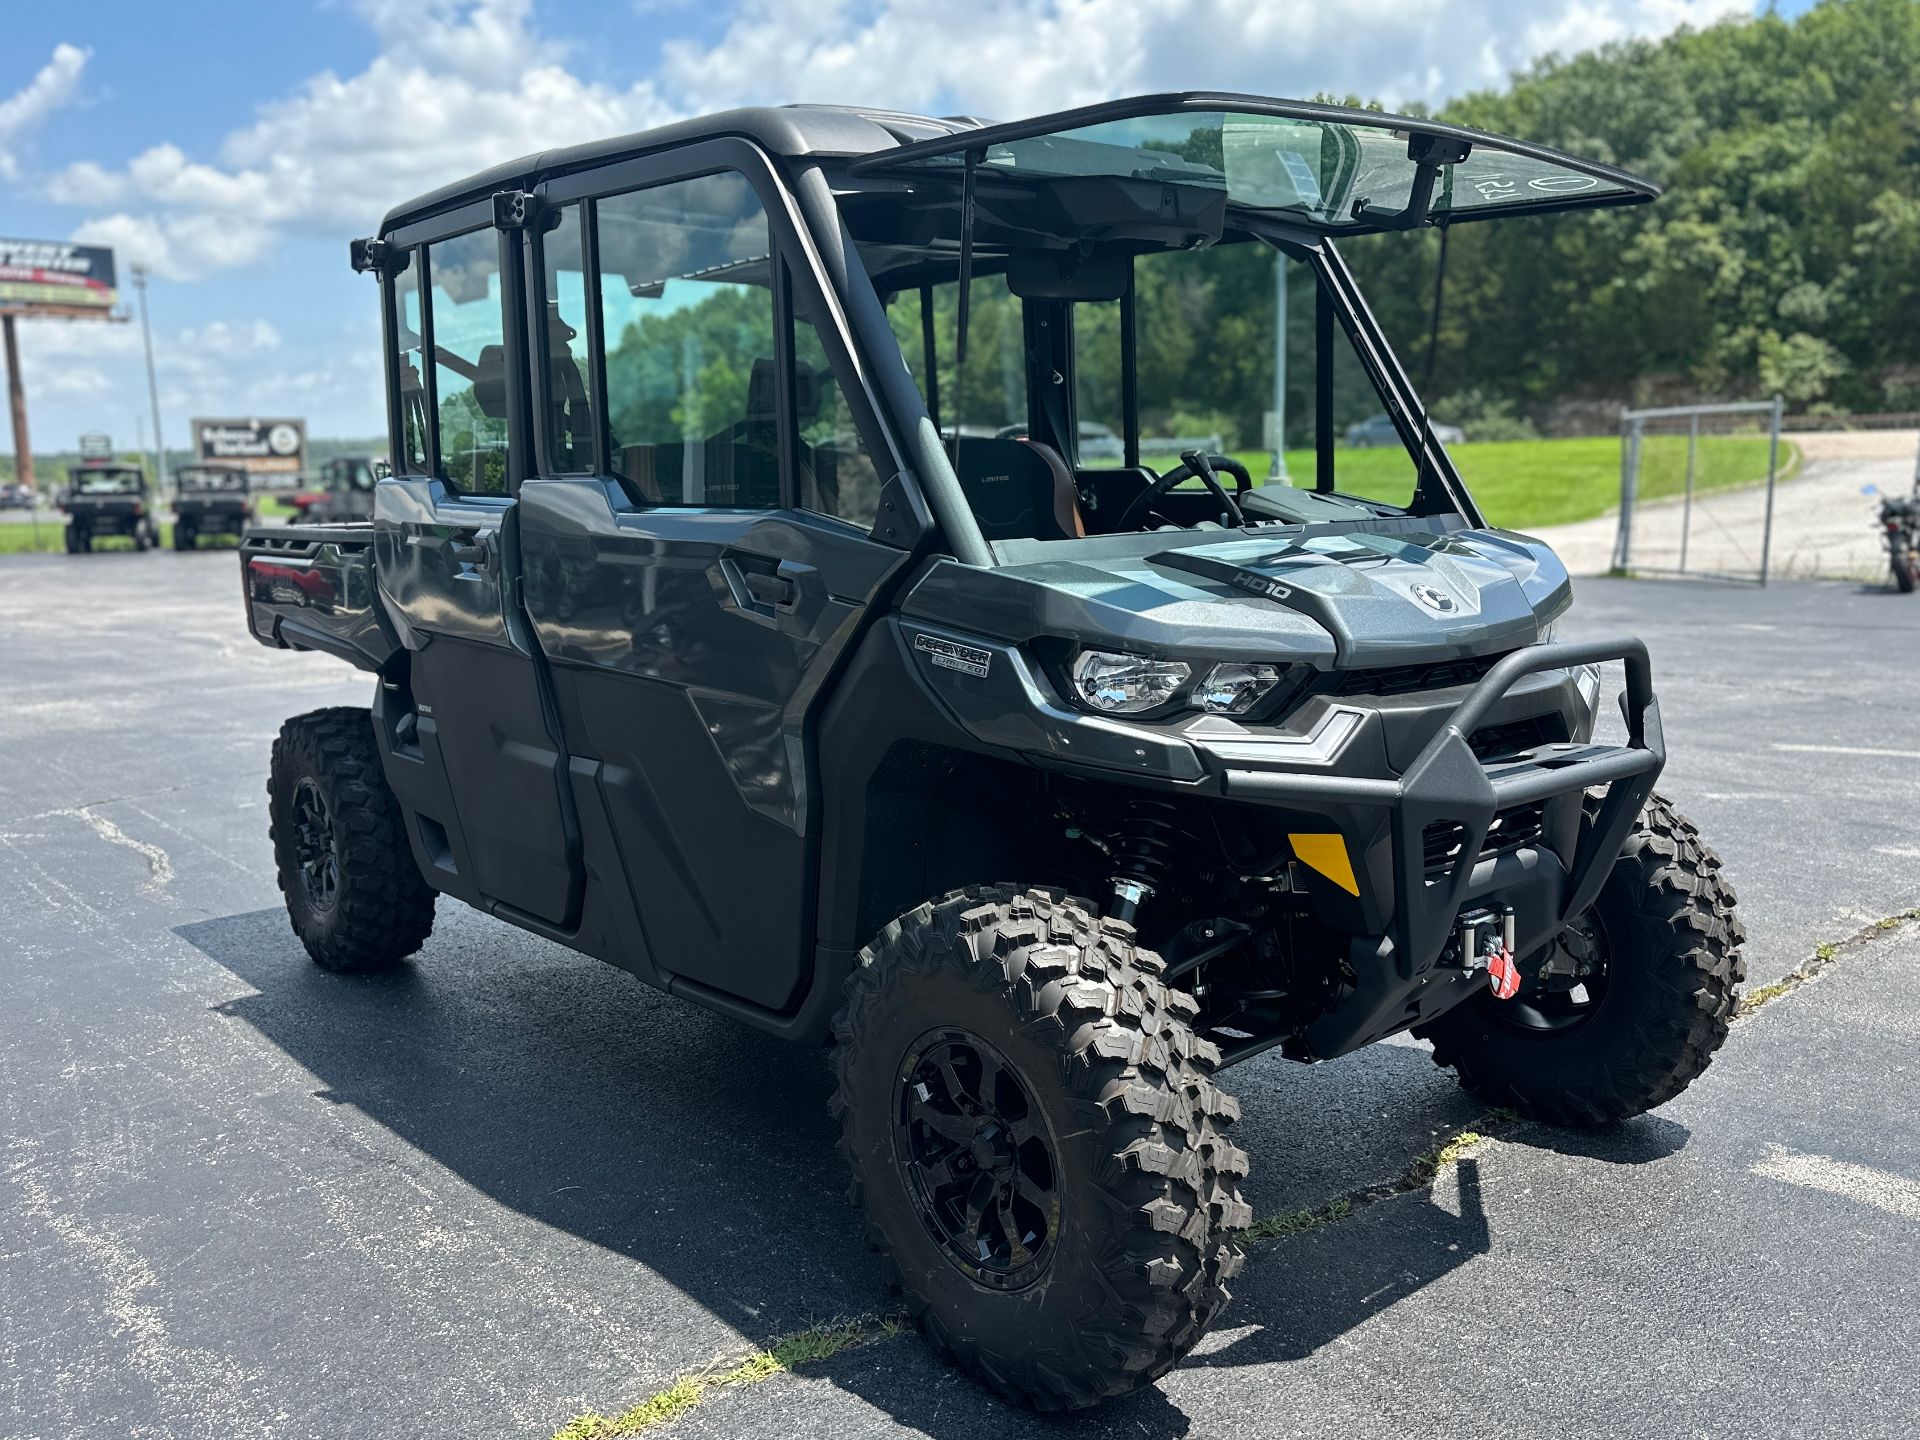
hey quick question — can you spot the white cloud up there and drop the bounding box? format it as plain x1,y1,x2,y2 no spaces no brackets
42,0,1754,285
15,0,1755,441
0,43,89,180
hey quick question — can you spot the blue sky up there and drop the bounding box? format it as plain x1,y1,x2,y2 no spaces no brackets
1,0,1791,450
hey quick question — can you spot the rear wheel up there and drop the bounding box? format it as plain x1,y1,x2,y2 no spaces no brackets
174,523,195,551
269,707,436,972
64,527,81,554
1892,540,1916,593
833,886,1249,1410
1419,793,1743,1125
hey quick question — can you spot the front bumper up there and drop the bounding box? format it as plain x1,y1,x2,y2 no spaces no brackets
904,623,1662,1056
1220,639,1661,1055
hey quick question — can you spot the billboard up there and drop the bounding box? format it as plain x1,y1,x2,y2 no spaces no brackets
193,417,307,478
0,239,118,316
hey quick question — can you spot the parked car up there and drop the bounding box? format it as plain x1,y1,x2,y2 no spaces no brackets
1347,412,1465,447
0,483,35,510
239,94,1742,1411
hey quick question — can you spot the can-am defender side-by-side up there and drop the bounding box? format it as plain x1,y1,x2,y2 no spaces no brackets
289,455,384,523
172,463,255,549
62,460,158,552
239,96,1744,1409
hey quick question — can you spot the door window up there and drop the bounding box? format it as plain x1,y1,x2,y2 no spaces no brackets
593,173,781,508
423,229,510,496
792,297,884,528
391,252,430,475
541,203,598,474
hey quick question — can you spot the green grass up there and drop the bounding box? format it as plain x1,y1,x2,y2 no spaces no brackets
552,1316,905,1440
1217,433,1800,533
0,520,252,555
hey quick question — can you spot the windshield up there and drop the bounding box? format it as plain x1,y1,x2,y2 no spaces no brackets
177,467,247,492
878,101,1649,232
70,468,141,495
852,218,1442,551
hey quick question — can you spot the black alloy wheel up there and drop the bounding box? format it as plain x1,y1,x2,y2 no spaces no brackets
289,776,340,914
895,1029,1059,1291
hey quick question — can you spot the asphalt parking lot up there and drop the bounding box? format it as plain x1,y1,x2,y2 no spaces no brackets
2,551,1917,1439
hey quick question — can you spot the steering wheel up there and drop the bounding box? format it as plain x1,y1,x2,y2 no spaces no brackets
1117,451,1254,532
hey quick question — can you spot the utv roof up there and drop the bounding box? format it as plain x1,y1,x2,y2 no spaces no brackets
377,92,1657,235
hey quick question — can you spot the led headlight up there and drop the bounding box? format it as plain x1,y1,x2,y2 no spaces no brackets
1070,649,1190,714
1195,661,1282,714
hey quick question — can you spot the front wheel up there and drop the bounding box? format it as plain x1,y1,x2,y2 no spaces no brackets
1891,540,1917,593
173,524,195,551
1419,793,1744,1126
832,886,1250,1410
269,707,437,971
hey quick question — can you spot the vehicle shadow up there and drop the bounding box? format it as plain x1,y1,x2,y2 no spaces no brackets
174,908,1684,1438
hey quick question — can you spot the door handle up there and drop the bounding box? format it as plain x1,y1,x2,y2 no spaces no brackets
451,533,493,570
742,570,797,609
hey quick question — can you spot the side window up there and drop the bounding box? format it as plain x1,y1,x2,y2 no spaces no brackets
594,173,780,508
391,252,429,475
884,276,1027,440
1071,299,1125,469
424,230,510,496
792,294,884,529
541,204,597,473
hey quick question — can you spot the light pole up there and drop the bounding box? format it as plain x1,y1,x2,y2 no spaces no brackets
1269,248,1288,481
132,264,166,498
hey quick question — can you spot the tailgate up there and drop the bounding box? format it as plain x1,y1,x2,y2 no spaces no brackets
239,523,397,672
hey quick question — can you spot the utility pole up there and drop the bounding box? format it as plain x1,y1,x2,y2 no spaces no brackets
1269,248,1288,481
2,312,30,491
132,265,166,498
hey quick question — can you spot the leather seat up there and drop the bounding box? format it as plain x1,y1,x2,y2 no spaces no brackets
953,437,1086,541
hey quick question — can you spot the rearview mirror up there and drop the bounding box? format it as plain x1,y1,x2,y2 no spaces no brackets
1006,250,1129,301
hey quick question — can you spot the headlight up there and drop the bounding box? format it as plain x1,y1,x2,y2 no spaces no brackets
1195,662,1282,714
1070,650,1190,714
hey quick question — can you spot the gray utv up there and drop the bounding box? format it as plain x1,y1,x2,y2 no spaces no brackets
238,94,1745,1409
172,463,255,548
62,461,158,552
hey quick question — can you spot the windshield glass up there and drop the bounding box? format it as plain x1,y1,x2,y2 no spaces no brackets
70,468,141,495
177,467,247,491
901,109,1639,230
851,218,1437,548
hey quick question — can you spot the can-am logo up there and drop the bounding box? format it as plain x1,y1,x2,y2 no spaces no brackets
1410,583,1456,613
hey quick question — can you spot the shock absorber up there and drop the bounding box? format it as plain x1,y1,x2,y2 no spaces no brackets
1108,800,1178,925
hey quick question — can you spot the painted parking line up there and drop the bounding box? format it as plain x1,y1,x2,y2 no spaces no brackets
1753,1145,1920,1222
1771,743,1920,761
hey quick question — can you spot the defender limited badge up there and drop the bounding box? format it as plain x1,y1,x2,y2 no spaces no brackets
1410,583,1457,614
914,633,992,679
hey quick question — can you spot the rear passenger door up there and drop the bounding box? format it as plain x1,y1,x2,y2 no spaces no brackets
372,218,578,927
516,145,913,1013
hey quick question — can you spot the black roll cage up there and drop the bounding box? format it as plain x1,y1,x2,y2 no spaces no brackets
363,136,1483,570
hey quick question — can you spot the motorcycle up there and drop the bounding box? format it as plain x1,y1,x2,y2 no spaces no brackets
1882,460,1920,594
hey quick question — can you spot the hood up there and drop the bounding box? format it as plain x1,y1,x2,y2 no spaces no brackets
901,526,1571,669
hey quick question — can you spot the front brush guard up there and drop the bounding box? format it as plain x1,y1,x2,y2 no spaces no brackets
1223,638,1662,1050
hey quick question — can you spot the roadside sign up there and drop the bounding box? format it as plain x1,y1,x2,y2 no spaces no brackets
0,239,119,317
193,417,307,478
78,432,112,458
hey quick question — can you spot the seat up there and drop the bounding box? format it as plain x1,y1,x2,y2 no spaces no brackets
952,437,1086,542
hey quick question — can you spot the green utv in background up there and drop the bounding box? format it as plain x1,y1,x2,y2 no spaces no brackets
236,94,1745,1409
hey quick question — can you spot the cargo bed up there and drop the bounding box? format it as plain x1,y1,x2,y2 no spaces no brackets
240,523,397,672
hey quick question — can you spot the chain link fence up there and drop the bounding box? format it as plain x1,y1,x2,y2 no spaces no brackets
1613,398,1785,584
